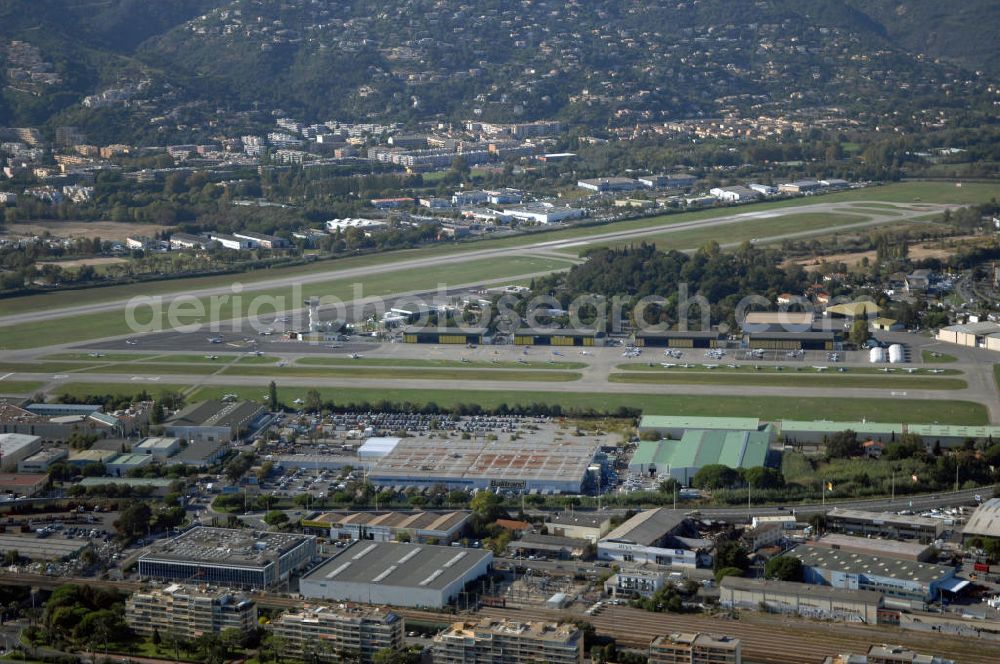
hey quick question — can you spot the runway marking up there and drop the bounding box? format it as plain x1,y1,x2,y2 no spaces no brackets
0,373,12,381
52,374,68,379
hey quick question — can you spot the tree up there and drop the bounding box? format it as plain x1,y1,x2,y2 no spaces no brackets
305,388,323,413
714,566,744,584
116,502,152,539
714,541,749,572
825,429,861,459
849,319,871,347
152,627,162,648
264,510,289,527
765,556,803,582
269,381,279,409
470,491,505,520
692,464,740,489
740,467,784,490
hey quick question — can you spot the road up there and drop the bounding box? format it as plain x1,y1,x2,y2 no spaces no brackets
0,199,944,328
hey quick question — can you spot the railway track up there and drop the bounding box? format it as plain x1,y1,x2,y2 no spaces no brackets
5,573,998,663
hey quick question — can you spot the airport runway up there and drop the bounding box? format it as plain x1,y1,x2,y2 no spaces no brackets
0,199,945,328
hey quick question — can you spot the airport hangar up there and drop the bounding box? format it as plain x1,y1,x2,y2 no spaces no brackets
299,541,492,608
367,435,601,494
628,428,772,485
138,527,317,589
402,326,489,345
633,330,722,349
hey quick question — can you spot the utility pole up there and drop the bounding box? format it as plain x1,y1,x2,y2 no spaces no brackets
955,459,960,493
891,472,895,503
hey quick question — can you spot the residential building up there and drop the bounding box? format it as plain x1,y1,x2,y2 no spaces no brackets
269,605,403,664
125,584,257,640
648,633,741,664
823,646,954,664
433,619,583,664
604,567,667,598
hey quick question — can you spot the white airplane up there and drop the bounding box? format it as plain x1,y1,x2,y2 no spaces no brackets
928,369,945,374
580,350,591,355
277,361,286,367
222,393,238,401
518,358,528,363
703,363,718,369
460,357,470,363
251,350,263,356
681,363,693,368
726,363,738,369
88,352,105,357
837,367,846,372
125,339,137,345
326,344,342,349
661,363,677,368
881,367,892,373
552,351,564,356
906,368,918,373
774,365,784,371
812,366,829,371
207,337,222,343
350,353,363,359
292,398,304,405
205,355,219,360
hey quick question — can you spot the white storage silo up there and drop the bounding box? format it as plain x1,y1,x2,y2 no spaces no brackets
888,344,905,364
869,347,886,363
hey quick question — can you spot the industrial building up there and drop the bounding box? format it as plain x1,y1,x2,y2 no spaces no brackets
779,421,904,446
134,436,181,459
0,473,48,497
512,327,605,347
0,433,42,470
433,619,583,664
170,439,227,467
302,510,471,544
138,527,317,589
745,330,841,351
719,576,883,624
164,400,268,444
648,633,742,664
506,533,590,560
628,429,771,485
961,498,1000,543
402,326,488,345
905,423,1000,447
787,544,958,603
577,176,641,192
299,541,492,609
545,512,612,543
66,449,117,468
741,311,815,333
369,433,600,493
813,534,935,563
935,322,1000,352
0,402,149,440
598,509,702,567
633,330,722,348
17,447,67,473
638,416,764,439
125,584,258,640
106,453,155,477
268,605,403,664
824,508,946,544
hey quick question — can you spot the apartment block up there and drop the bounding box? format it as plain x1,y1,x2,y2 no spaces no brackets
649,633,742,664
433,619,583,664
268,605,402,663
125,584,257,640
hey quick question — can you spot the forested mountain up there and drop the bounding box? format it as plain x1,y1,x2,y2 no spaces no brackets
0,1,996,136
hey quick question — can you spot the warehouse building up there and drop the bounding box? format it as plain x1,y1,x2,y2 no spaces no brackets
0,433,42,470
905,424,1000,448
369,434,600,494
402,326,488,345
17,447,67,473
628,429,771,485
170,439,227,467
512,327,605,347
0,473,47,497
779,421,904,446
138,527,317,589
269,605,402,664
433,619,583,664
126,584,257,640
0,402,149,440
134,436,181,459
633,330,722,349
786,544,957,603
303,510,471,544
935,322,1000,351
66,449,117,469
598,508,702,568
813,534,935,563
745,330,841,351
961,498,1000,544
545,512,612,544
299,541,492,609
648,633,741,664
506,533,591,560
741,311,815,333
825,508,946,544
638,416,764,439
164,400,268,444
106,453,155,477
719,576,882,624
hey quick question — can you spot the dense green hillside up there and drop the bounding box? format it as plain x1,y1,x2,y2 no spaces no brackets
0,0,995,134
